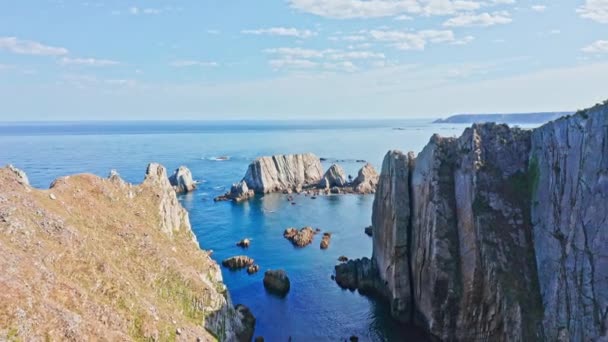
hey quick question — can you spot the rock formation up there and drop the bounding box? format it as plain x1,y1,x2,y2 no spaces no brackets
236,238,251,248
319,164,347,189
168,165,196,193
263,270,291,297
215,180,255,202
352,163,379,194
0,164,252,341
7,164,29,186
338,101,608,341
284,227,316,247
222,256,255,270
242,153,323,194
320,232,331,249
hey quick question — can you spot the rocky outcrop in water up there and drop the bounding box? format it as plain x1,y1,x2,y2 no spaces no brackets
353,163,379,194
263,270,290,296
319,164,347,189
222,256,255,270
339,101,608,341
168,165,196,193
0,164,252,341
242,153,323,193
284,226,316,247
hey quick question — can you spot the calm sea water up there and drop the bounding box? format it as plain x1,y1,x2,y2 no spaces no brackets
0,120,520,341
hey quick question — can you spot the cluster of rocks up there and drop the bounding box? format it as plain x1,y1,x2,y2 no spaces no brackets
283,226,316,247
215,153,380,202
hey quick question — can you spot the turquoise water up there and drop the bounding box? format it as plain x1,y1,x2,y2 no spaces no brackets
0,120,478,341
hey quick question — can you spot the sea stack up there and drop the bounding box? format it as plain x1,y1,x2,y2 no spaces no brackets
242,153,323,194
168,165,196,193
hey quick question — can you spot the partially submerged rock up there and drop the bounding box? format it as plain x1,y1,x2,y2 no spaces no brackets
222,256,255,270
352,163,379,194
364,226,373,237
283,226,315,247
168,166,196,193
243,153,323,194
263,269,290,297
319,164,347,189
334,257,383,295
236,238,251,248
215,181,254,202
247,264,260,275
235,304,256,342
320,232,331,249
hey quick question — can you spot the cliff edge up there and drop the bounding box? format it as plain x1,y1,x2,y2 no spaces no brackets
0,164,252,341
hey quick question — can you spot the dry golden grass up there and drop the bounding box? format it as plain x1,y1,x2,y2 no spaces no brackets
0,167,228,341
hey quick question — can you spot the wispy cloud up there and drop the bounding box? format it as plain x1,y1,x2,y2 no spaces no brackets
0,37,68,56
59,57,120,66
582,40,608,53
368,29,472,50
170,60,219,67
242,27,317,39
531,5,547,12
443,11,512,27
577,0,608,23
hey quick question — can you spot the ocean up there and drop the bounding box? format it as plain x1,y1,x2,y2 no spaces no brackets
0,119,528,341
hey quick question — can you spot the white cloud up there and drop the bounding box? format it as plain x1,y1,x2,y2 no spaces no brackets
582,40,608,53
0,37,68,56
269,58,318,70
394,14,413,20
443,11,512,27
265,47,327,59
170,60,219,67
59,57,120,66
577,0,608,23
287,0,514,19
323,61,358,72
328,51,385,60
242,27,316,39
368,29,471,50
531,5,546,12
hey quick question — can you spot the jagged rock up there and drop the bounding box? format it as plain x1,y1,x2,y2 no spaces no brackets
215,181,255,202
263,270,290,297
235,304,256,342
334,257,383,295
7,164,29,186
361,103,608,341
319,164,347,189
353,163,379,194
364,226,373,237
320,232,331,249
530,104,608,341
168,166,196,193
283,226,315,247
242,153,323,194
236,238,250,248
222,256,254,270
247,264,260,275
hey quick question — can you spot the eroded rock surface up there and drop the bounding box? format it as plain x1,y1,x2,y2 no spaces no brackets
243,153,323,194
263,269,290,296
284,226,316,247
339,102,608,342
319,164,347,189
353,163,379,194
168,165,196,193
222,256,255,270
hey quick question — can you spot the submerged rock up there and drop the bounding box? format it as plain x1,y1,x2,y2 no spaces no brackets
242,153,323,194
222,256,254,270
319,164,347,189
236,238,251,248
263,269,290,297
168,166,196,193
352,163,379,194
320,232,331,249
283,226,315,247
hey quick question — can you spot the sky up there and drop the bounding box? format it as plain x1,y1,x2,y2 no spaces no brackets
0,0,607,121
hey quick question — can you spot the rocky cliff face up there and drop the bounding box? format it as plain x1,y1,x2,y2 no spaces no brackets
348,102,608,341
0,164,251,341
242,153,323,193
530,103,608,341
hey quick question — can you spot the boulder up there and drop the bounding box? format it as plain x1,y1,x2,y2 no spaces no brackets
236,238,250,248
353,163,379,194
263,270,290,296
318,164,347,189
235,304,256,342
247,264,260,275
230,181,254,202
221,256,254,270
364,226,373,237
320,232,331,249
283,227,315,247
169,166,196,193
242,153,323,194
334,257,383,294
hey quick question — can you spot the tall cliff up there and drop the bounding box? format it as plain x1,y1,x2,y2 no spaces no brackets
242,153,323,193
364,101,607,341
0,164,252,341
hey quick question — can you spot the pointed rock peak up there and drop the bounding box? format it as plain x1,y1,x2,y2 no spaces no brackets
320,163,347,188
146,162,168,181
7,164,29,186
169,165,196,193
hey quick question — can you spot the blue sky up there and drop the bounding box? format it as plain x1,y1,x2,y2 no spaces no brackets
0,0,607,120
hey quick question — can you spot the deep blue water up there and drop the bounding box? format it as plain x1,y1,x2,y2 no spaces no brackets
0,120,490,341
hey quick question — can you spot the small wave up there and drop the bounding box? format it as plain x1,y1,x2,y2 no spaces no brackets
205,156,231,161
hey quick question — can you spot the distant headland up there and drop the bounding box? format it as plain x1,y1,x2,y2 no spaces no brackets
433,111,573,124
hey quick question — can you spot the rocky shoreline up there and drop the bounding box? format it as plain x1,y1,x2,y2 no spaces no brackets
215,154,380,202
